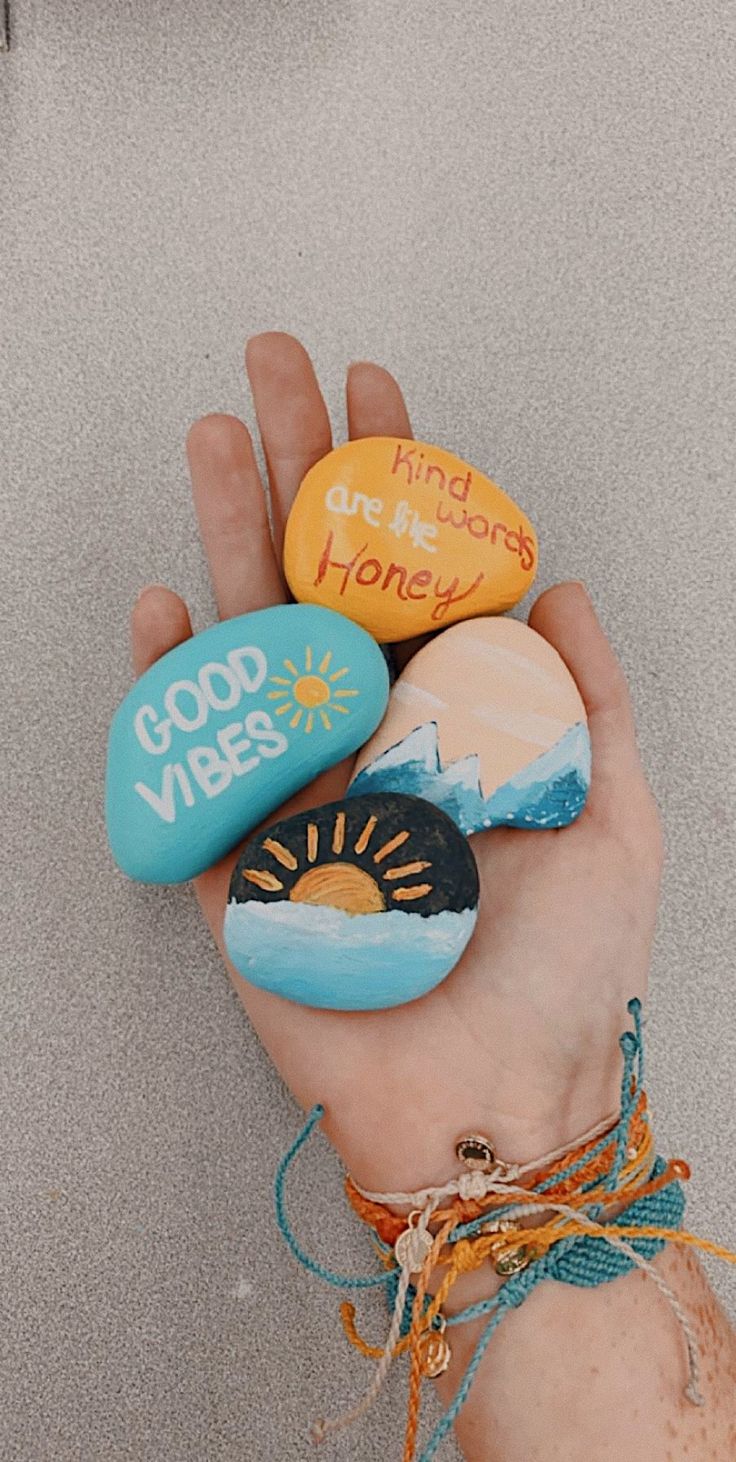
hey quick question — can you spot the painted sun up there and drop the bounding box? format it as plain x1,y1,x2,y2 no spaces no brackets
266,646,358,732
240,808,433,916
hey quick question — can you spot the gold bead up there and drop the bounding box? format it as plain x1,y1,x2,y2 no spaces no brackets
418,1321,451,1378
483,1217,515,1236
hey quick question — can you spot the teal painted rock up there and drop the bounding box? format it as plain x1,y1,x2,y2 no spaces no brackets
225,792,479,1010
350,617,590,833
106,605,390,883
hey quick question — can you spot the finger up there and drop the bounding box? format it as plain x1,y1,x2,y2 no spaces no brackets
245,332,332,560
346,360,413,439
187,413,285,620
130,585,193,677
527,581,645,810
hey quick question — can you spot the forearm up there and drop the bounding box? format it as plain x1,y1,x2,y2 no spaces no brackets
437,1246,736,1461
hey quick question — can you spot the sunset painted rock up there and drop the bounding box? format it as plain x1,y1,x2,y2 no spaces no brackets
225,792,479,1009
350,617,590,834
283,437,538,641
106,605,389,883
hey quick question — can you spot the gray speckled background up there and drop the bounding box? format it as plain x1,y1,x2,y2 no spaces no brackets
1,3,734,1459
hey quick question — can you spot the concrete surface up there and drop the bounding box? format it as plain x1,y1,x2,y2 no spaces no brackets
1,3,734,1458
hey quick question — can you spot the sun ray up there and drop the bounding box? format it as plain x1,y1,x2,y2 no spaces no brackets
307,823,319,863
242,869,284,892
354,814,378,854
332,811,346,854
374,830,411,863
383,860,432,881
262,839,298,871
266,657,359,737
391,883,433,902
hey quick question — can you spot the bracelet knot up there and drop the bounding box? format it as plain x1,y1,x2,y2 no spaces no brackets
452,1237,481,1275
458,1170,489,1201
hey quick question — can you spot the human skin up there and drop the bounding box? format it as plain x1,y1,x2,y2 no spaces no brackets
129,332,736,1459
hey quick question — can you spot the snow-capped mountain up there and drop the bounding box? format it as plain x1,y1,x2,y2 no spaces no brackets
349,720,591,834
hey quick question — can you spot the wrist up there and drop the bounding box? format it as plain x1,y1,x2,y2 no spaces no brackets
324,1053,622,1196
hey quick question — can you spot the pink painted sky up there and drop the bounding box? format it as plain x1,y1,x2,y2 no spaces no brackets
353,617,586,795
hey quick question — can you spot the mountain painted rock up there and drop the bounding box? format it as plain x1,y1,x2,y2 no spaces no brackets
283,437,538,641
106,604,389,883
225,792,479,1009
350,617,590,834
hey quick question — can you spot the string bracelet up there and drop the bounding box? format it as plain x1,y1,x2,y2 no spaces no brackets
273,999,736,1461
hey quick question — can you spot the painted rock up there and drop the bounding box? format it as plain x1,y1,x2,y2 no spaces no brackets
349,617,590,834
106,604,389,883
224,792,479,1010
283,437,537,641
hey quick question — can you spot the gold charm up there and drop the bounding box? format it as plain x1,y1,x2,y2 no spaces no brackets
418,1317,451,1378
494,1243,538,1277
455,1133,496,1171
394,1211,433,1273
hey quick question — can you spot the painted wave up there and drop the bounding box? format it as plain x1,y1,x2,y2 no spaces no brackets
349,720,591,834
224,899,477,1010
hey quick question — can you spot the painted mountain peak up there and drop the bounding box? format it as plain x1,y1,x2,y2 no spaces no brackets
348,720,591,834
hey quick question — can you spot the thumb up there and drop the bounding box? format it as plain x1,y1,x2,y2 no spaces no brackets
528,581,645,816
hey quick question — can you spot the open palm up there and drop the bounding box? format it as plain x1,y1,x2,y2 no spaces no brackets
130,332,663,1195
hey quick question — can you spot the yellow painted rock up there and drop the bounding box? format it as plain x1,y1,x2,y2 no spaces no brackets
283,437,538,642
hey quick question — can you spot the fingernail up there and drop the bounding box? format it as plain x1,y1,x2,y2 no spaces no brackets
133,584,162,610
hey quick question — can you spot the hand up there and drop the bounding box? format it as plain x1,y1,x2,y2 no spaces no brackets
130,332,664,1197
130,334,736,1462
